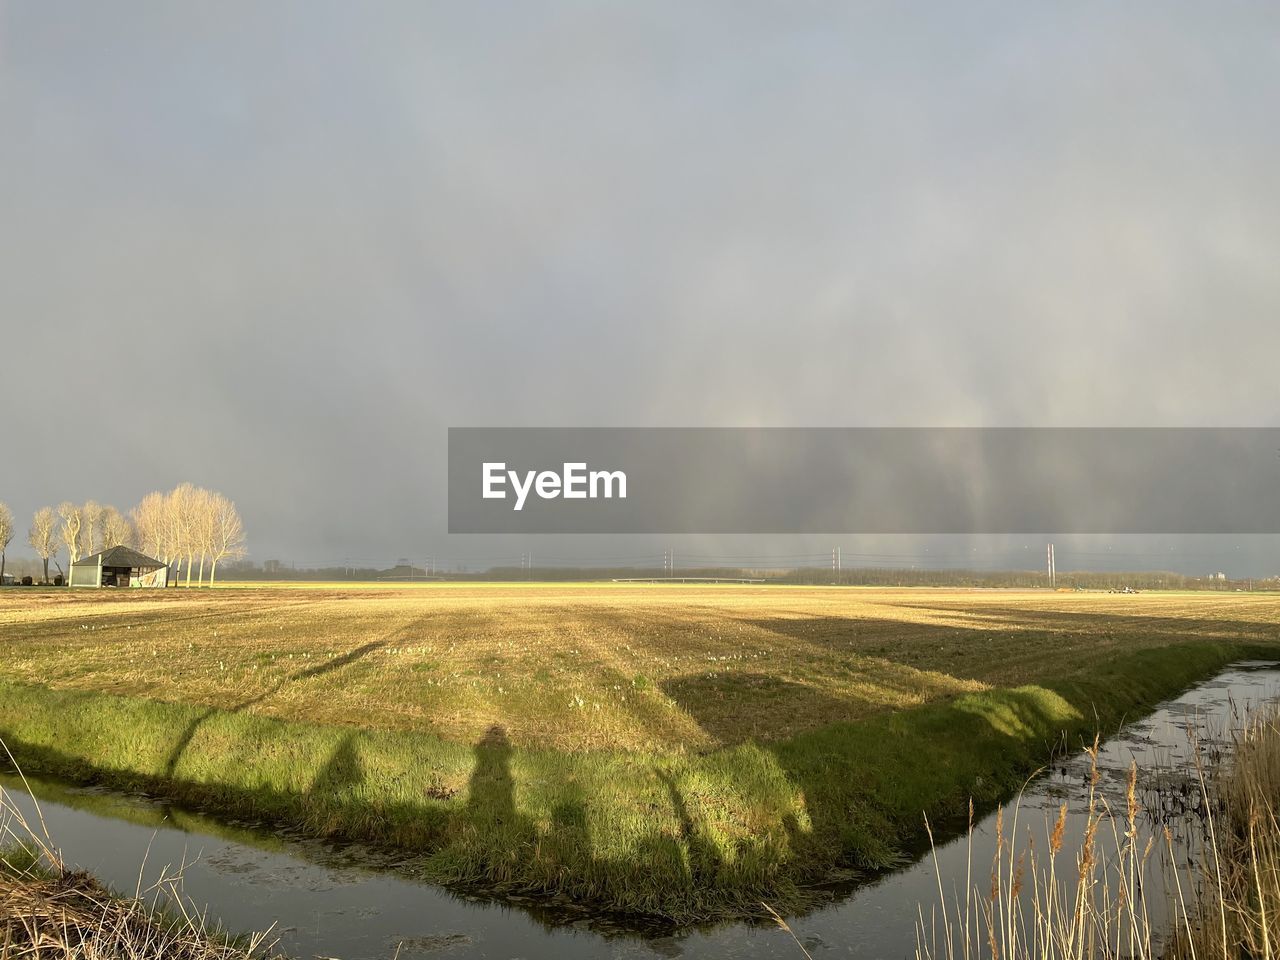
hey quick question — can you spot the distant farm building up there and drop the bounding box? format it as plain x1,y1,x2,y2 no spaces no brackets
69,546,169,588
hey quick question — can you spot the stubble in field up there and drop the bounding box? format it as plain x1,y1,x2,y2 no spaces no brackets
2,583,1275,752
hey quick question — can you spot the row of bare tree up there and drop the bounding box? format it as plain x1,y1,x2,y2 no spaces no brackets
21,484,246,586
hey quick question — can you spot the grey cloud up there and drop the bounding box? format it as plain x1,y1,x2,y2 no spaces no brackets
2,2,1278,572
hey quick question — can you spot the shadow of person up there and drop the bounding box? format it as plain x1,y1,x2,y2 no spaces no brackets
467,725,517,825
539,794,591,869
462,725,542,883
308,733,365,796
656,768,724,886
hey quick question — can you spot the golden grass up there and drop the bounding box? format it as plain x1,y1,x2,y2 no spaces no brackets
2,584,1277,752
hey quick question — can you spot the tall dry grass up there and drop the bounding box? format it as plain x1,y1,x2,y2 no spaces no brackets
0,759,279,960
916,705,1280,960
1166,705,1280,960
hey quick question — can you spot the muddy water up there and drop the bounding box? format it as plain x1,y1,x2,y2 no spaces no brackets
4,662,1279,960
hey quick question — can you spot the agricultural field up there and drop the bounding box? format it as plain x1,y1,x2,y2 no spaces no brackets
1,583,1277,917
1,584,1277,751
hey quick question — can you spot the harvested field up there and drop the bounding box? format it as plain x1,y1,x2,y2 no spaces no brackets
1,584,1276,751
1,584,1276,917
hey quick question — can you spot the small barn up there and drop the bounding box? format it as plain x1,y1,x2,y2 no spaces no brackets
69,546,169,588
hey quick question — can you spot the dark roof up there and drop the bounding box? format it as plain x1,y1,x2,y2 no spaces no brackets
71,546,166,569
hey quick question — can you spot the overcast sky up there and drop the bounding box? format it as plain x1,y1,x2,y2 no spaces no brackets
2,3,1278,573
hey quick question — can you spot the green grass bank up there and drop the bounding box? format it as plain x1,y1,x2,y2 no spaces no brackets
0,642,1258,920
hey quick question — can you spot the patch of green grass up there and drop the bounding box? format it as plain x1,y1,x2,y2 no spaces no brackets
0,642,1257,919
0,841,44,875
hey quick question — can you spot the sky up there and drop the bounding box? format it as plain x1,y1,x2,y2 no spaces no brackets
2,3,1279,574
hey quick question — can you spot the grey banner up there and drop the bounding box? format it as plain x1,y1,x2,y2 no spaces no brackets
448,428,1280,534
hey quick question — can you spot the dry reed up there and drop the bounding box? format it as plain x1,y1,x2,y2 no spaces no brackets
0,756,280,960
917,702,1280,960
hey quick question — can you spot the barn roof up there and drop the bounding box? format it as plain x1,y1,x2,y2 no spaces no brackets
71,546,166,569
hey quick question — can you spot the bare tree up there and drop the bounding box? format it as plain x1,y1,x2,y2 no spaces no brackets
136,488,185,578
82,500,104,556
168,483,200,587
0,502,13,583
161,489,183,585
192,487,214,586
29,506,59,584
207,493,246,587
99,506,133,549
129,484,242,587
131,492,165,560
163,491,184,582
57,501,85,568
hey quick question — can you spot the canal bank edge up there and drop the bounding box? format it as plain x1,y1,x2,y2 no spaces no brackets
0,642,1261,921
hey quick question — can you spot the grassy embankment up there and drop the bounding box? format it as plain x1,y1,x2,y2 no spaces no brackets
0,585,1276,920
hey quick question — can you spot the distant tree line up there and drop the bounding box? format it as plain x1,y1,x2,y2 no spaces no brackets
218,561,432,581
463,565,1272,590
209,561,1275,590
14,484,245,586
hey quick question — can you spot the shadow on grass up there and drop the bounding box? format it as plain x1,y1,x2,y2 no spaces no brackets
467,726,524,830
0,634,1265,920
163,633,406,777
660,673,854,745
129,604,1280,921
655,769,723,887
310,733,364,794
